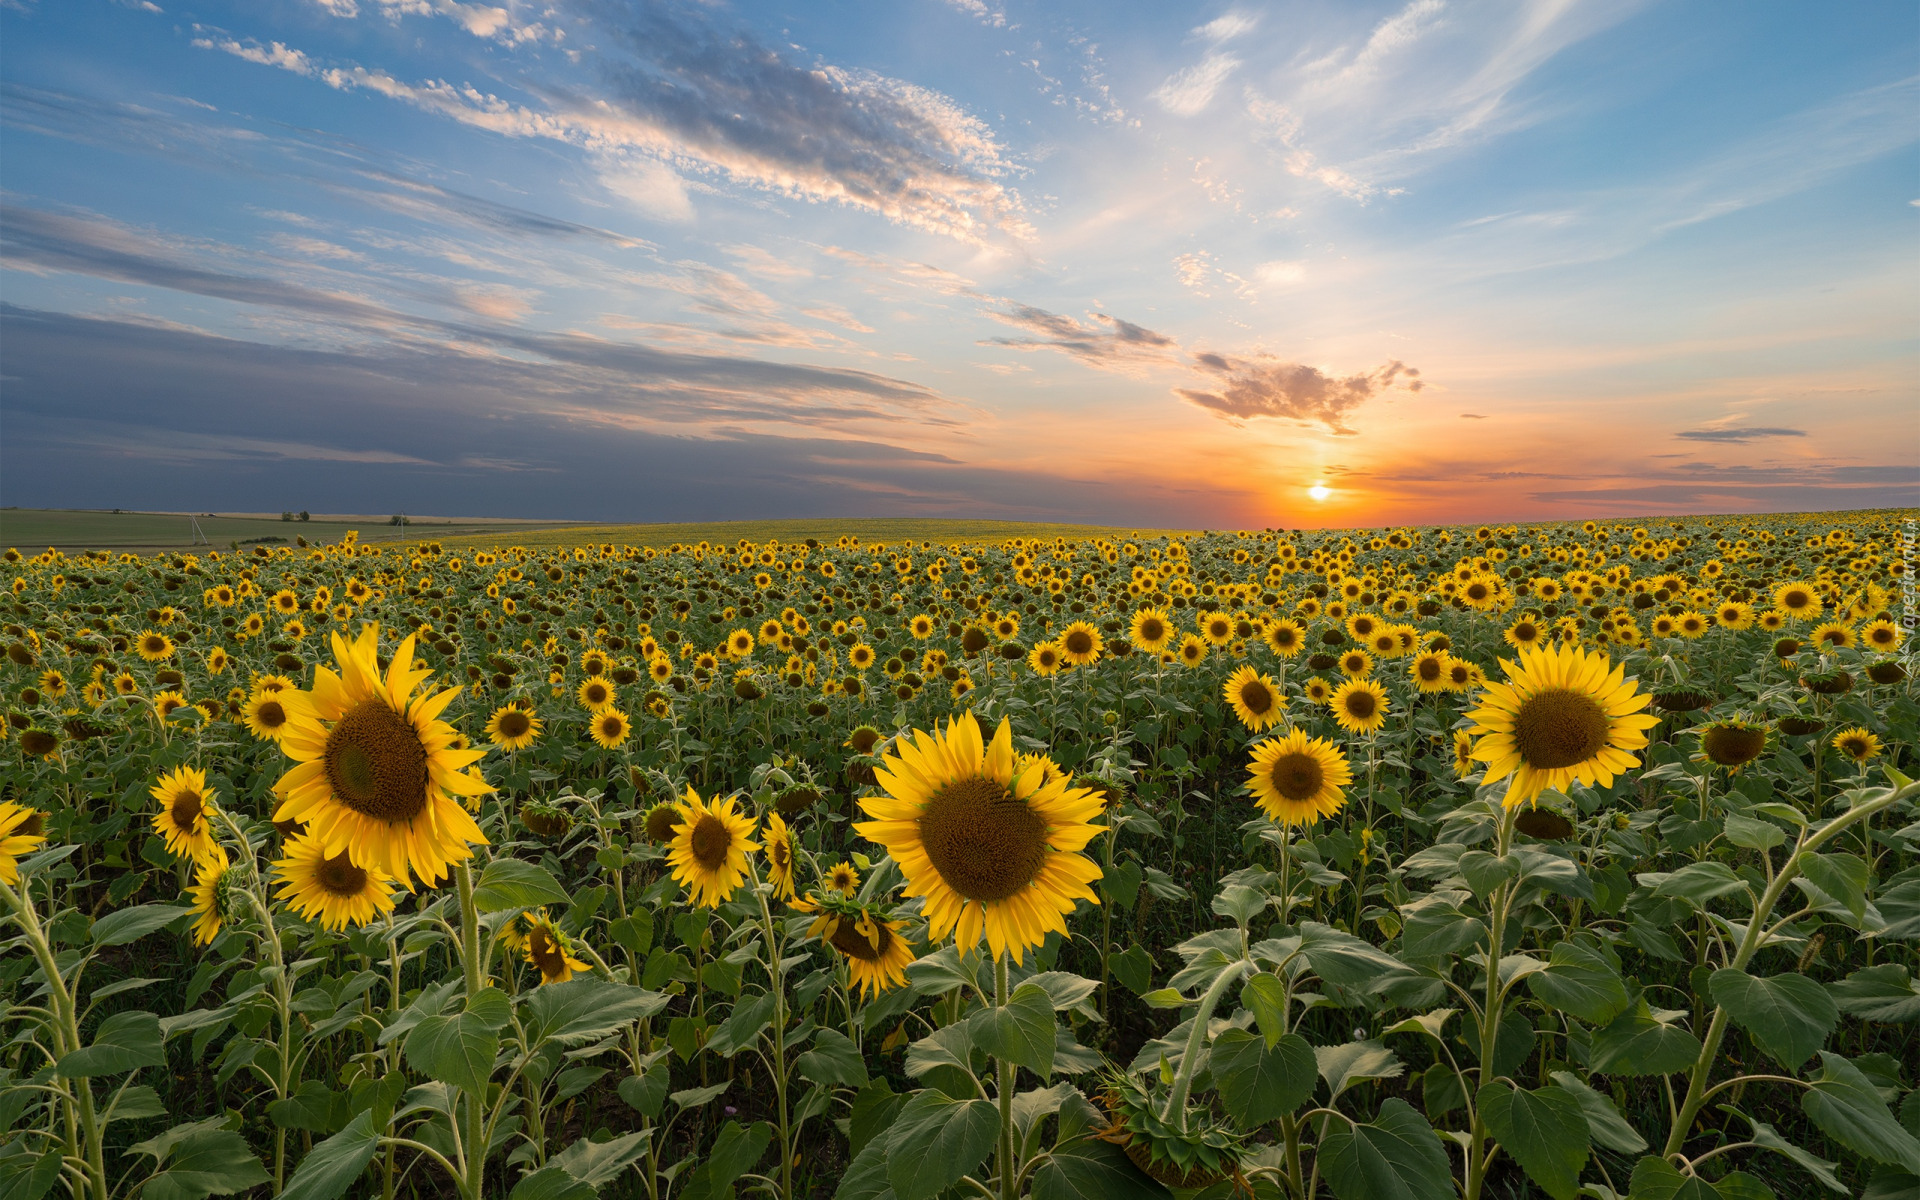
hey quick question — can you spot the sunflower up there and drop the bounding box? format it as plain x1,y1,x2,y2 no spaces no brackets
1773,583,1822,620
1445,659,1482,692
1028,642,1063,676
1694,718,1771,772
1223,666,1284,732
1831,726,1881,764
855,712,1102,964
1808,621,1854,651
826,860,860,896
1337,649,1374,678
576,677,617,712
642,801,684,844
243,689,302,742
666,787,759,909
1715,602,1755,630
1451,730,1477,779
589,709,632,749
1466,642,1660,808
1329,679,1389,735
524,910,591,984
1059,622,1103,666
1303,676,1333,704
271,834,398,930
1263,618,1305,658
112,672,139,696
1861,619,1903,652
186,844,234,946
1503,618,1546,650
38,670,67,698
0,803,48,885
764,811,797,901
151,766,221,864
135,630,175,662
485,702,542,751
270,624,490,888
1177,635,1208,668
1246,729,1351,827
1199,611,1235,646
848,643,876,671
1130,608,1173,654
909,614,936,639
206,647,229,674
1409,651,1451,693
726,629,755,659
1757,609,1786,632
805,899,915,1000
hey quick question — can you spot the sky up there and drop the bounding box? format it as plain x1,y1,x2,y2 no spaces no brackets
1,0,1915,529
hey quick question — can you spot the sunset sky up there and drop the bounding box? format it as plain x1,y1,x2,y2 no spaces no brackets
2,0,1915,528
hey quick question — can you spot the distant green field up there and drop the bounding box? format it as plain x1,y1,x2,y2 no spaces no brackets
0,509,561,554
0,510,1195,555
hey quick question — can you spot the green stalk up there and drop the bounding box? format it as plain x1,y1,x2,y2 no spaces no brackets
1161,958,1251,1131
454,861,488,1200
1661,778,1916,1158
0,877,108,1200
1463,803,1519,1200
995,955,1016,1200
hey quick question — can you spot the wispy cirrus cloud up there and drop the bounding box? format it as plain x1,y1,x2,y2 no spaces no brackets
980,304,1177,367
1675,426,1806,442
195,1,1030,243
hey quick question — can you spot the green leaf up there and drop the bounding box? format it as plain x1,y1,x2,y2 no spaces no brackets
683,1121,771,1200
1528,938,1631,1025
1212,883,1267,926
1401,904,1487,959
1299,922,1406,989
508,1166,596,1200
796,1028,869,1088
1458,850,1519,898
551,1130,651,1187
1797,852,1868,922
1318,1098,1453,1200
1111,945,1154,996
849,1079,905,1156
1801,1052,1920,1174
1829,965,1920,1023
885,1091,1000,1200
1649,862,1748,907
1241,972,1288,1048
706,991,776,1057
1477,1083,1590,1200
833,1135,895,1200
617,1063,669,1119
904,944,978,995
136,1125,270,1200
1724,813,1785,850
1030,1136,1171,1200
1590,1002,1701,1077
522,979,669,1044
267,1079,346,1133
1709,969,1838,1069
58,1010,165,1077
1627,1156,1720,1200
104,1085,169,1127
967,983,1055,1078
1737,1115,1847,1194
1316,1040,1404,1100
472,859,570,912
405,1006,499,1096
1024,971,1102,1017
608,911,653,956
91,904,185,946
1548,1071,1646,1155
670,1082,730,1109
281,1110,381,1200
0,1145,63,1200
1210,1029,1316,1128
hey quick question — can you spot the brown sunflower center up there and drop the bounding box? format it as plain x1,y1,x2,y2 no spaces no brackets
1416,657,1443,682
527,924,565,974
255,700,287,729
1140,618,1165,642
598,714,625,738
1342,690,1378,719
169,790,204,831
688,814,733,870
1269,751,1325,802
496,710,531,738
917,775,1048,903
1511,687,1611,770
585,682,609,703
1702,724,1767,767
829,917,892,962
770,836,791,869
315,850,368,896
1239,679,1275,714
644,805,683,843
1064,630,1093,655
323,700,429,823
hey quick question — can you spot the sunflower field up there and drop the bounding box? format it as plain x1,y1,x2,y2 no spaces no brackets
1,511,1916,1200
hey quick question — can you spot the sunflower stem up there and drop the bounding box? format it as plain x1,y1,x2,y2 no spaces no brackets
454,860,487,1200
995,954,1015,1200
1161,957,1250,1132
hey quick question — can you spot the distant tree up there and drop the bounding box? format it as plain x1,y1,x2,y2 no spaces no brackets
297,510,311,522
389,514,410,527
281,511,294,522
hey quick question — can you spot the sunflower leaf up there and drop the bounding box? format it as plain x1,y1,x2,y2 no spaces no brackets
473,860,570,913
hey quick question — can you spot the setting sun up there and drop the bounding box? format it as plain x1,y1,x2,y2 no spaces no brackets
1309,484,1331,502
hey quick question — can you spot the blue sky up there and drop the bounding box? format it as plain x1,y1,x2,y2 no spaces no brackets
2,0,1915,526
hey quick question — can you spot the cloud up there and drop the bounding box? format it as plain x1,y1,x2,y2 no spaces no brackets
1459,412,1486,419
1176,355,1422,434
197,4,1029,243
1675,426,1807,442
1194,12,1258,43
981,304,1178,368
1153,53,1241,116
596,156,694,221
940,0,1006,28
